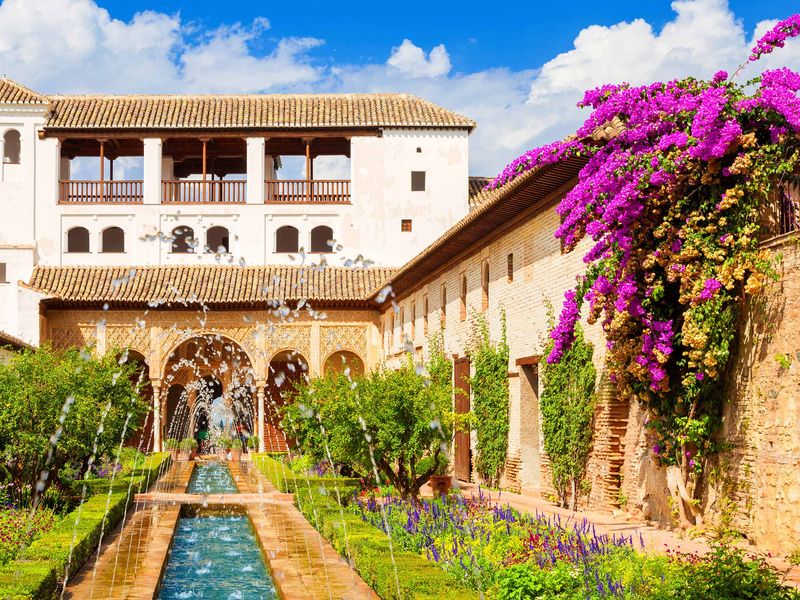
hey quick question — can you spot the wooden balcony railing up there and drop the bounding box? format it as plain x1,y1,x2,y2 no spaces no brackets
59,180,143,204
162,180,246,204
265,179,350,204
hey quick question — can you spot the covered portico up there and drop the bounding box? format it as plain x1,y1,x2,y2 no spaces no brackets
24,263,392,451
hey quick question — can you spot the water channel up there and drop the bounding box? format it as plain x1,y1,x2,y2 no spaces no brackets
186,461,240,494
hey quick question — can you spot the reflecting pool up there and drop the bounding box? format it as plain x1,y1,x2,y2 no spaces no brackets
186,461,238,495
158,508,277,599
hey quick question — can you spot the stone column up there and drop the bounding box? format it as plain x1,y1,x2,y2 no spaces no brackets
310,322,321,378
143,138,163,205
246,137,266,205
151,379,162,452
256,379,266,452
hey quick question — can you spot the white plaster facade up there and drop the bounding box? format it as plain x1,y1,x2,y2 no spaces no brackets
0,87,472,344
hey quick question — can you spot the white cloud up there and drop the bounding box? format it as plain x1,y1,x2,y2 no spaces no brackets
387,40,451,78
0,0,798,177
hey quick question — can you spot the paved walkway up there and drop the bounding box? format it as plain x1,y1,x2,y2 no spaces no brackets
434,480,800,586
63,459,377,600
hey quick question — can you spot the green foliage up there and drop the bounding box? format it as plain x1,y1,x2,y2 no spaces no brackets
493,562,582,600
251,453,358,494
0,508,56,566
164,438,179,450
0,344,148,498
294,486,480,600
0,453,169,599
247,435,259,450
468,313,510,487
229,439,243,450
178,438,197,452
540,321,596,509
282,357,453,499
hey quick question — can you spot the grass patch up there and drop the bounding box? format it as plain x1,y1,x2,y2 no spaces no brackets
252,453,359,494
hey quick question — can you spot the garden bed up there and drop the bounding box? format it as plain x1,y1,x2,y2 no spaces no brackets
252,452,359,494
0,452,170,599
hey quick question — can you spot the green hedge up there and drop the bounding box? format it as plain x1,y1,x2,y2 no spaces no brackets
295,487,480,600
252,453,359,494
0,452,170,599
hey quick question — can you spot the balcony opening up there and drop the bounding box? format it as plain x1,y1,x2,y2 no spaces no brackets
60,138,144,204
267,137,351,204
164,138,247,204
3,129,20,164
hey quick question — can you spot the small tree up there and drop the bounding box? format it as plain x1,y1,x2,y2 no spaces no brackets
0,344,147,499
540,323,596,510
468,314,510,488
283,358,452,500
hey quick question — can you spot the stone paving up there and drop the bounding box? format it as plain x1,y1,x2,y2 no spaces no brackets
63,458,377,599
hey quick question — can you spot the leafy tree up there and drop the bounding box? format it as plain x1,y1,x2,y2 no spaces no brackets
540,322,596,510
282,357,452,499
468,314,510,488
0,344,147,499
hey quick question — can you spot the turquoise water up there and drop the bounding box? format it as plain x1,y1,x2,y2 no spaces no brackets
158,510,277,600
186,462,238,494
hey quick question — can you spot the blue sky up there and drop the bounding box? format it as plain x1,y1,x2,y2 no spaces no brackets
94,0,793,73
1,0,799,176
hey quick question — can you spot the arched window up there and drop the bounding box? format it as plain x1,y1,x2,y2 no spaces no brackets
481,260,489,312
460,273,467,321
310,225,333,253
206,226,229,254
324,351,365,377
441,283,447,324
66,226,90,253
275,225,299,253
3,130,20,164
171,226,194,254
101,226,125,253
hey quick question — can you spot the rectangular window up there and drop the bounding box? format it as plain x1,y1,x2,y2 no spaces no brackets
441,283,447,325
481,262,489,312
460,273,467,321
411,171,426,192
401,219,413,232
423,295,429,336
410,301,416,341
0,263,6,283
399,308,405,344
507,253,514,282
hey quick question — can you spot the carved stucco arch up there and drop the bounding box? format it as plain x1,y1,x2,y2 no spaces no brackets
321,349,366,375
159,329,258,381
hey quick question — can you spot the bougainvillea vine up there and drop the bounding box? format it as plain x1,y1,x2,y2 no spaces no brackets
489,15,800,526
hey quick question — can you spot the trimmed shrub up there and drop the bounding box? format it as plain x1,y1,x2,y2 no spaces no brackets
0,453,170,599
252,453,358,494
294,486,480,600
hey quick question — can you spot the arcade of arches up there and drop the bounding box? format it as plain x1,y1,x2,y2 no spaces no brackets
43,308,377,451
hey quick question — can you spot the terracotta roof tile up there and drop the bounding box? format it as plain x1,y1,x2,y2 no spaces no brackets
43,93,475,131
0,79,48,105
468,176,497,209
27,265,395,306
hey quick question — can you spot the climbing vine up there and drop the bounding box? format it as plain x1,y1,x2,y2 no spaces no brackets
490,15,800,526
468,313,510,488
540,320,596,510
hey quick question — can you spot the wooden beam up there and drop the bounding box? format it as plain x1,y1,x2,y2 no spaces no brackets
515,355,541,367
43,128,383,140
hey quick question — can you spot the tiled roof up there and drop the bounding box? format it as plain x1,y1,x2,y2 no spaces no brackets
0,330,34,350
42,92,475,131
0,79,48,105
26,265,395,306
468,176,496,209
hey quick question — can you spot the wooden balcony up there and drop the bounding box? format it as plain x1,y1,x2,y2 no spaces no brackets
59,180,143,204
265,179,350,204
162,180,246,204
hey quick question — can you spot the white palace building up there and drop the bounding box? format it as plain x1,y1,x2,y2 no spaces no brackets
0,78,474,343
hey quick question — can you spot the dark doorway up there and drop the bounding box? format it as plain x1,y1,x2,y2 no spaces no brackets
454,357,471,481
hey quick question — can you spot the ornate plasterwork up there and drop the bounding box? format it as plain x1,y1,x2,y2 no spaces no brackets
320,325,368,361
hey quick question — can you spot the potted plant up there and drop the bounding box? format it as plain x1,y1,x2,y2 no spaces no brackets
247,435,260,454
178,438,197,461
230,439,243,462
165,438,180,461
427,454,452,497
218,436,232,460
